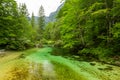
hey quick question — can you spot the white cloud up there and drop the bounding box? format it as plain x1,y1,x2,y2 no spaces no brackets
15,0,63,16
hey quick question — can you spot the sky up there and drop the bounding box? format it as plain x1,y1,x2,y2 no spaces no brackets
15,0,63,16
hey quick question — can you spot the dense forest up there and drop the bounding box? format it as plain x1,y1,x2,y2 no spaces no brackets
0,0,45,50
45,0,120,62
0,0,120,61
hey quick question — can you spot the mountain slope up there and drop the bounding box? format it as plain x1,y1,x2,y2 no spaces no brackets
30,3,64,25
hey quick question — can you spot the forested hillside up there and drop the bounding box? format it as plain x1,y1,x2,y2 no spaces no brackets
0,0,120,62
0,0,46,50
0,0,36,50
44,0,120,62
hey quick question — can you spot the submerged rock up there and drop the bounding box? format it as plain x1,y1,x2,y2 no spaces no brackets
42,60,56,80
90,62,96,66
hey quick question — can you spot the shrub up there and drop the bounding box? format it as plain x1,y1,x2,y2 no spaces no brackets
78,47,111,60
54,40,63,47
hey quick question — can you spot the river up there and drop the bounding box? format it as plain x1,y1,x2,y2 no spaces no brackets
0,47,120,80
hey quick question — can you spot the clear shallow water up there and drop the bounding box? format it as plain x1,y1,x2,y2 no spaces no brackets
0,47,120,80
24,47,105,80
25,47,88,80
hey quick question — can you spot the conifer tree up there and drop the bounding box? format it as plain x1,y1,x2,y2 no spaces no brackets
31,12,35,28
38,5,45,40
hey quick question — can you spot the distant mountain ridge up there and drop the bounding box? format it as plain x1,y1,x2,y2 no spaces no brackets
33,3,64,24
46,3,64,23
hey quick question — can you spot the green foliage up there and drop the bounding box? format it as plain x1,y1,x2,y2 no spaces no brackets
91,9,108,18
47,0,120,60
89,2,105,11
37,5,45,41
0,0,36,50
112,23,120,38
79,47,111,59
44,21,61,41
31,12,35,28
